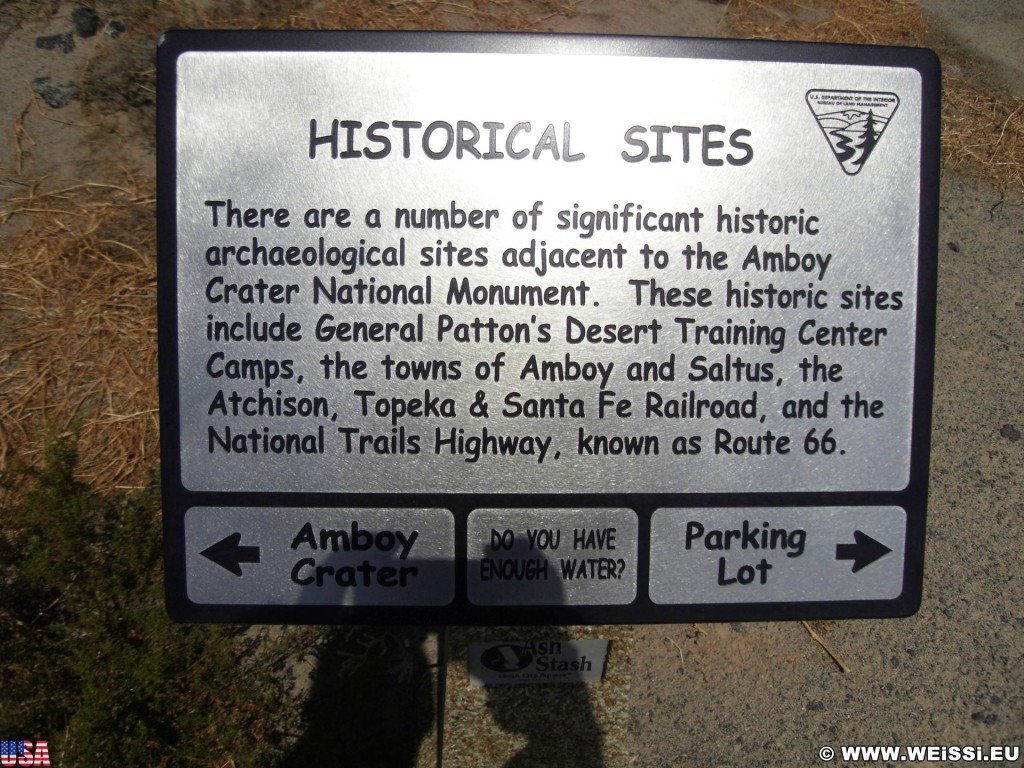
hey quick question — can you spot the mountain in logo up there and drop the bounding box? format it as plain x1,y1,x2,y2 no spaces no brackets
806,90,900,175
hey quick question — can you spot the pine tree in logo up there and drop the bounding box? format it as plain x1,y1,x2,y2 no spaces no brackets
853,109,880,170
806,90,899,175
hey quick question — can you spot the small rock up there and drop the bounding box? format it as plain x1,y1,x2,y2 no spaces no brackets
1000,424,1020,442
72,7,101,38
36,33,75,53
32,77,80,109
947,241,960,252
970,711,999,725
106,20,126,38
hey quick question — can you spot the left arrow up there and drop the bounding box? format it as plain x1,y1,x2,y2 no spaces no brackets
200,532,261,576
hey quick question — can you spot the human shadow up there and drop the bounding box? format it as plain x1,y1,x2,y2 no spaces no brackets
455,530,608,767
277,624,438,768
277,510,613,768
475,625,606,768
277,619,606,768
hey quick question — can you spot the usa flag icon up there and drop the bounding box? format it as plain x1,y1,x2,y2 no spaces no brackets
1,740,50,766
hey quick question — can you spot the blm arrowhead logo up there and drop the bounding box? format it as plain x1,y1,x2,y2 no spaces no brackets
806,90,900,175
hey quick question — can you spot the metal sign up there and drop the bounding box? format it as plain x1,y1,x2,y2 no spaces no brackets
158,31,938,624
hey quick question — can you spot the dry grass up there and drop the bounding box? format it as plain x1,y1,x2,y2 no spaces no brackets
724,0,928,47
211,0,574,32
942,77,1024,193
0,174,158,491
724,0,1024,195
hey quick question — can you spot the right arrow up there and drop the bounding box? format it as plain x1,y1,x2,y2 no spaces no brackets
836,530,892,573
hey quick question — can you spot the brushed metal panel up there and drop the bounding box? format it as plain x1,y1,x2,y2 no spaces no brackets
185,506,454,605
468,508,638,605
649,506,906,604
174,51,923,495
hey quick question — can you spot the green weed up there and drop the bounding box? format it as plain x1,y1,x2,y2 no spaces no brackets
0,438,300,767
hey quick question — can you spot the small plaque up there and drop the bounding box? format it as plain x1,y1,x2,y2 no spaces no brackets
159,31,937,624
468,639,610,685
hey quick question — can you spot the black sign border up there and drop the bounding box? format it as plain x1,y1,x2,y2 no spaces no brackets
157,30,939,625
